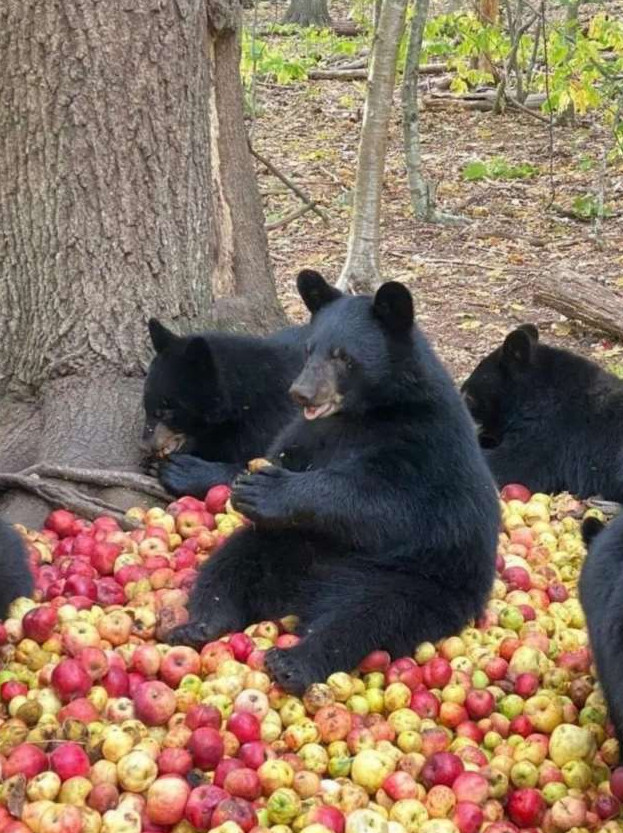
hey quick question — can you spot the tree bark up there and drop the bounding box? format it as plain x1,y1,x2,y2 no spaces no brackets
0,0,284,526
337,0,408,292
282,0,332,27
534,271,623,342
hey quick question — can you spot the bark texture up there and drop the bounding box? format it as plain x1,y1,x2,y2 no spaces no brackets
0,0,283,526
283,0,332,27
534,271,623,342
337,0,408,292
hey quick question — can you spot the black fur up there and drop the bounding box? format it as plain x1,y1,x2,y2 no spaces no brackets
0,520,33,618
461,325,623,501
143,319,306,497
167,273,500,694
579,514,623,745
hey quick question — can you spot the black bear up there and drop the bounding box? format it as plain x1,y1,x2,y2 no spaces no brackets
143,319,306,497
167,271,500,694
0,519,33,618
579,514,623,745
461,325,623,502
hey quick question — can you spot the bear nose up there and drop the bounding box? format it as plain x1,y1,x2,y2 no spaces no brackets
289,380,315,407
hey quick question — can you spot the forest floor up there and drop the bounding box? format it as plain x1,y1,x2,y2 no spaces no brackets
248,1,623,382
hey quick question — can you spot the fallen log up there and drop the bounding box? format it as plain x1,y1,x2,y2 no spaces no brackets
424,90,546,112
534,270,623,342
308,62,448,81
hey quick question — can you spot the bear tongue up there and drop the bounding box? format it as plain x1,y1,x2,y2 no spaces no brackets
304,403,335,420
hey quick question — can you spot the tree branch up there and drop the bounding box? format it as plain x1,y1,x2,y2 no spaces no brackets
22,464,171,501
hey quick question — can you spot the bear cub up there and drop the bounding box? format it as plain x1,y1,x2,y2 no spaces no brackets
0,519,33,619
167,271,500,694
143,319,306,497
462,324,623,502
580,514,623,746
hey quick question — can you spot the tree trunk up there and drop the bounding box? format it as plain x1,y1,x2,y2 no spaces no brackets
282,0,332,27
402,0,434,220
0,0,284,527
477,0,499,74
337,0,408,293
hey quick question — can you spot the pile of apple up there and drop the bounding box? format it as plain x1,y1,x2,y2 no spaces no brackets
1,483,623,833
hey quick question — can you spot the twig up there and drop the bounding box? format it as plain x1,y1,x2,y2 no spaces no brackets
249,143,330,225
586,498,621,517
266,203,314,230
505,94,550,123
22,464,170,501
593,146,608,244
0,473,140,531
307,68,368,80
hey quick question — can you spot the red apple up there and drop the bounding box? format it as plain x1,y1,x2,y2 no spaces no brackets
421,752,464,788
78,646,109,681
58,697,100,723
223,768,262,801
185,703,222,731
4,743,48,779
131,644,162,678
134,681,177,726
502,567,532,592
383,771,418,801
514,673,540,698
91,542,123,576
188,726,225,770
594,793,621,820
64,574,97,599
51,658,92,703
49,741,91,780
211,798,257,833
610,767,623,802
102,667,130,698
359,650,391,673
205,485,232,515
507,789,546,828
157,747,193,777
227,711,261,744
453,801,484,833
452,772,489,805
185,785,228,830
229,632,255,662
45,509,76,538
22,606,58,644
160,646,201,688
308,806,346,833
465,690,495,720
214,758,245,788
95,578,126,606
410,689,440,719
88,783,120,814
1,680,28,701
239,741,276,770
423,657,452,689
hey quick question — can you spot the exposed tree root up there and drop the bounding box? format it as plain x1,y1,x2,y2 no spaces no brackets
0,467,171,531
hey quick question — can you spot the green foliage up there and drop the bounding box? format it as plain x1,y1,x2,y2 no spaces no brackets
462,157,539,181
570,192,613,220
240,26,366,85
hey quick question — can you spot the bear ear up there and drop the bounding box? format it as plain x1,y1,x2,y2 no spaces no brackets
372,282,414,335
297,270,341,314
502,327,536,367
517,323,539,342
149,319,178,353
184,336,214,369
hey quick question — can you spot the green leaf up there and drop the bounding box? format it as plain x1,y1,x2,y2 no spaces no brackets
462,160,488,181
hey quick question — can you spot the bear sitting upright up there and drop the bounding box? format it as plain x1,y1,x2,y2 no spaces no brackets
143,319,306,497
0,520,33,618
579,515,623,746
167,271,500,694
461,325,623,502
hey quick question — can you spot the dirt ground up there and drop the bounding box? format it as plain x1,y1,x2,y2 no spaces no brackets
248,2,623,384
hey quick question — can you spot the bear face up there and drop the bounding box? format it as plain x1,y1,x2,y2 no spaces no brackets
460,324,539,448
290,270,415,420
143,320,228,458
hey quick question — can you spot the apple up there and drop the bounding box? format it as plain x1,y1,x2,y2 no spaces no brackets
45,510,76,538
507,789,546,828
1,679,28,700
188,726,225,770
58,697,100,723
422,657,452,689
309,806,346,833
410,690,440,719
465,690,494,720
227,711,262,743
185,785,228,830
239,740,276,770
4,743,48,778
223,767,262,801
156,747,193,777
500,484,531,502
49,741,91,780
134,680,177,726
131,644,161,678
610,767,623,801
160,645,201,688
514,674,539,698
382,771,418,801
212,797,258,832
229,632,255,662
205,485,232,515
146,775,191,826
51,658,92,702
39,803,83,833
78,646,109,681
88,783,120,814
453,801,484,833
91,542,123,575
95,578,126,606
421,752,464,788
185,702,222,731
23,606,58,643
